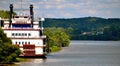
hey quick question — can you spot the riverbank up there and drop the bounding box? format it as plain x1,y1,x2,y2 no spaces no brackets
0,58,25,64
50,46,61,52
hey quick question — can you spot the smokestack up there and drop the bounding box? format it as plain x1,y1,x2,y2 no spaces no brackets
30,4,34,28
9,4,13,27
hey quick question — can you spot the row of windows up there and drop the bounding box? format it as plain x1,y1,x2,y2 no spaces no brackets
12,33,31,36
15,41,30,45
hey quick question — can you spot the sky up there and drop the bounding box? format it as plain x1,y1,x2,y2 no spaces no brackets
0,0,120,18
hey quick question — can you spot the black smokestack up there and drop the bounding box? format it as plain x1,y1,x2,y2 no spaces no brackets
9,4,13,27
30,4,34,28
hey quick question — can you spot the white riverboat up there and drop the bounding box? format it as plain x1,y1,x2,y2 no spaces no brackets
2,4,47,57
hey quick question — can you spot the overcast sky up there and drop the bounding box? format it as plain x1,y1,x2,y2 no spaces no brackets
0,0,120,18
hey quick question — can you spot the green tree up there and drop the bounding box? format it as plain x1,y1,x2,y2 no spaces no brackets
0,10,16,19
102,26,120,40
0,28,21,63
44,27,70,52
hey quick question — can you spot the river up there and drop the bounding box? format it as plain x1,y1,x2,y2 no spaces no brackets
3,41,120,66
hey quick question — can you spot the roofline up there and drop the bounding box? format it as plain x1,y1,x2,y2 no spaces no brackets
2,28,42,31
4,23,38,25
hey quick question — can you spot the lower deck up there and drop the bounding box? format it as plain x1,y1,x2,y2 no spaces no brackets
17,44,47,57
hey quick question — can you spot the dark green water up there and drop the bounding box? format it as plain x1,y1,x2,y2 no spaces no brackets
3,41,120,66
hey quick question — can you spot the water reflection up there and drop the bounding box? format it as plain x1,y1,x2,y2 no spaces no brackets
29,58,47,63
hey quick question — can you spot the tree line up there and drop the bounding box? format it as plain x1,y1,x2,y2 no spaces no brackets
44,17,120,40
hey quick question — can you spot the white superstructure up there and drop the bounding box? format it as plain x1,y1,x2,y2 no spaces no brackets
2,4,47,57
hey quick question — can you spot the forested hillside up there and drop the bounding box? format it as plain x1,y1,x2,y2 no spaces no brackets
44,17,120,40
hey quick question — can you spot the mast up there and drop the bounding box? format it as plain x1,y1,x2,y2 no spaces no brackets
30,4,34,28
9,4,13,28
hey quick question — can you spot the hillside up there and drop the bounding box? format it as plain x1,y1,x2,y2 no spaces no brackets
44,17,120,40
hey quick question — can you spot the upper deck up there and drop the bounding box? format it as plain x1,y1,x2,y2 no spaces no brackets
12,16,31,24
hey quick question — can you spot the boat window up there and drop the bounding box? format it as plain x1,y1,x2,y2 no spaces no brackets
11,33,31,36
28,42,30,44
19,33,21,36
15,42,17,44
12,33,14,36
19,42,21,44
22,33,24,36
16,33,18,36
25,42,27,44
28,33,31,36
12,24,31,28
25,33,27,36
15,16,19,18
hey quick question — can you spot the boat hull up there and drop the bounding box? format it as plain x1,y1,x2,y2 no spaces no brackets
17,44,47,57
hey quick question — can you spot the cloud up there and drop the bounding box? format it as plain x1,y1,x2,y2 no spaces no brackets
46,14,56,18
0,0,120,18
63,13,74,18
88,9,97,14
